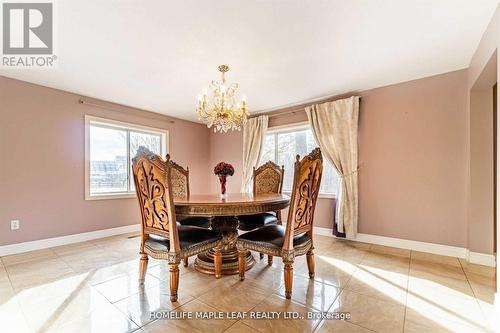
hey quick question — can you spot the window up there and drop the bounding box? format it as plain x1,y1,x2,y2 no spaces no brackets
260,123,340,197
85,116,168,200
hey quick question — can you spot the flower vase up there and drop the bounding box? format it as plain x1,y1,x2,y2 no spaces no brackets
218,174,227,199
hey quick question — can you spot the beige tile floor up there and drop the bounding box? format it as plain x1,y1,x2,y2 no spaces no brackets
0,233,497,333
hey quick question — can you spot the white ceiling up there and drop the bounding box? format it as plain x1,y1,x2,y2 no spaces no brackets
1,0,498,122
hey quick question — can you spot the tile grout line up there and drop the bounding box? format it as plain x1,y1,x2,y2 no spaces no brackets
3,247,61,333
402,250,413,333
139,294,200,330
311,239,344,332
242,297,271,333
0,253,34,331
55,241,157,331
311,244,369,333
220,319,241,333
238,257,334,333
191,297,243,332
0,256,34,332
458,257,493,332
51,242,143,332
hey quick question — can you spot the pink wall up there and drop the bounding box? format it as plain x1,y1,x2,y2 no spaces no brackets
358,70,468,247
0,76,211,246
469,88,495,254
209,131,244,194
467,3,499,256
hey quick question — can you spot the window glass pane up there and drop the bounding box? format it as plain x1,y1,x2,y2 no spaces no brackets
130,131,162,190
278,129,316,191
265,127,340,195
321,163,340,194
260,134,275,164
276,131,295,191
89,126,128,194
307,130,339,194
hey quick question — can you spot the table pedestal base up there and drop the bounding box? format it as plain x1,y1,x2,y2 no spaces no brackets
194,215,255,275
194,249,255,275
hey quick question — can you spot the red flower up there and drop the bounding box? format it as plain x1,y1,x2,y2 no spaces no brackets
214,162,234,176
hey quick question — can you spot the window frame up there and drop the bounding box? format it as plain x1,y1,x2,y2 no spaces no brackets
263,121,338,199
84,115,169,200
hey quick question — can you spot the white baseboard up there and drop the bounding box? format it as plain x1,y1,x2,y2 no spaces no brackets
1,224,496,268
467,251,497,267
0,224,140,257
314,226,337,237
313,226,496,267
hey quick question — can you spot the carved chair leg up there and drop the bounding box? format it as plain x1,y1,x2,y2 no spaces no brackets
306,249,315,278
283,261,294,299
238,249,246,281
259,253,264,260
214,247,222,278
169,263,180,302
139,253,148,285
183,256,188,267
268,255,273,266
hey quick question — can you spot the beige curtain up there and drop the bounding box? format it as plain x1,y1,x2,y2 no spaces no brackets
241,115,269,193
306,96,360,238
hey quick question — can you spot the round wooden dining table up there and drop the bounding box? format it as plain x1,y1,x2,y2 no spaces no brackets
174,193,290,275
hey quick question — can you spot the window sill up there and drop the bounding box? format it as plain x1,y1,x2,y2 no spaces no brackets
85,193,136,201
283,191,337,200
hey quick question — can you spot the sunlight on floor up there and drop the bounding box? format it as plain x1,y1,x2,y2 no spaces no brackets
0,257,145,332
318,252,495,333
0,235,496,332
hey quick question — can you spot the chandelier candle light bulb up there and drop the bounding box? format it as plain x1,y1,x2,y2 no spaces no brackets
197,65,249,133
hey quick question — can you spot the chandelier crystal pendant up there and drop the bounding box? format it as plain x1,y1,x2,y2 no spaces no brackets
197,65,249,133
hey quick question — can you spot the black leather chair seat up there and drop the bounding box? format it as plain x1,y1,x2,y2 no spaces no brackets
145,226,221,252
177,215,211,228
238,225,310,249
237,213,278,231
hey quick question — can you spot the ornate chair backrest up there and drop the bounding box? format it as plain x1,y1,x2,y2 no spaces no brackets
283,148,323,250
132,147,179,250
253,161,284,196
167,154,190,200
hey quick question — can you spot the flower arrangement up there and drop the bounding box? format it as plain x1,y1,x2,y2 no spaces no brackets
214,162,234,198
213,162,235,176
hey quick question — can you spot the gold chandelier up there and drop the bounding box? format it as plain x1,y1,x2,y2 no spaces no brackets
197,65,248,133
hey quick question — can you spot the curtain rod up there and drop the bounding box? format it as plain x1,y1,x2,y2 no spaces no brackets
251,95,361,119
266,109,302,118
251,105,307,119
251,108,300,119
78,98,175,124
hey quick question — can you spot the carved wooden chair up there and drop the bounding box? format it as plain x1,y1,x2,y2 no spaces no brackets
238,161,284,230
167,154,213,267
132,147,223,302
236,148,323,299
237,161,284,261
167,154,211,229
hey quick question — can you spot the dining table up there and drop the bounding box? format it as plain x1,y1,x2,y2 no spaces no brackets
174,193,290,275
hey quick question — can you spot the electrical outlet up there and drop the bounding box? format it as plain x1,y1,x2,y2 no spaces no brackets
11,220,20,230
